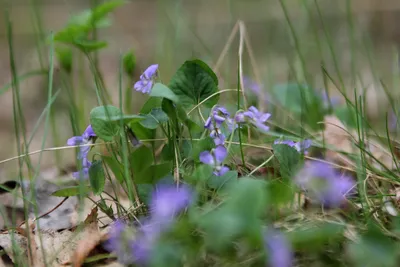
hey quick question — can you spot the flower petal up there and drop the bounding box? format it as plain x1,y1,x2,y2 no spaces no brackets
215,166,229,176
150,184,193,220
143,64,159,79
264,229,293,267
82,125,96,139
72,168,89,180
214,145,227,164
204,116,213,129
259,112,271,122
199,151,214,165
67,136,84,146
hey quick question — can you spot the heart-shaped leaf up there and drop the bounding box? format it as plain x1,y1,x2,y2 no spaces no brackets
168,59,219,109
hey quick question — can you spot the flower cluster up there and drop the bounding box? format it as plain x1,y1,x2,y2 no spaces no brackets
200,106,235,175
105,184,193,265
67,125,96,179
199,145,229,176
235,106,271,133
295,161,355,207
274,139,312,154
134,64,159,94
204,105,234,146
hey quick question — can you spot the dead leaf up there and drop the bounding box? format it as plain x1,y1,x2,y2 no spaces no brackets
321,115,398,170
71,208,102,267
322,115,356,167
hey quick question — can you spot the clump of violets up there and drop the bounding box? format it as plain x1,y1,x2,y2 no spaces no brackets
204,105,235,146
105,184,194,265
134,64,159,94
295,161,355,207
264,228,293,267
235,106,271,133
67,125,96,179
274,139,312,154
199,145,229,176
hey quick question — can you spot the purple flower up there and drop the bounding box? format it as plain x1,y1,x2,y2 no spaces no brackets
237,106,271,132
150,184,193,222
134,64,159,94
205,105,231,130
210,128,226,146
295,161,355,207
274,139,312,154
199,145,229,176
104,220,135,264
264,229,293,267
205,105,236,145
67,125,96,179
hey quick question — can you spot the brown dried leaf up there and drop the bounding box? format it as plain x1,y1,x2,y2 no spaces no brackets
71,208,102,267
322,115,397,170
322,115,355,167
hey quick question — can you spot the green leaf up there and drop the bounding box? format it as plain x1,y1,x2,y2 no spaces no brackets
129,146,154,174
272,143,301,179
90,105,122,141
348,223,397,267
168,59,219,109
137,162,173,184
74,39,108,52
102,156,124,183
55,47,73,73
90,0,126,24
128,122,155,140
191,137,215,161
140,108,169,129
268,180,295,205
89,160,106,195
198,209,243,252
189,164,214,185
288,222,345,251
123,50,136,75
207,171,237,190
137,184,154,205
51,186,91,197
150,83,179,103
225,178,268,219
140,97,163,114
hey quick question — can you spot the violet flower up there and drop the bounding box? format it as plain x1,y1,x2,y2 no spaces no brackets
264,228,293,267
199,145,229,176
295,161,355,207
274,139,312,154
106,184,194,266
104,220,135,265
150,184,193,222
205,105,235,145
67,125,96,179
236,106,271,132
134,64,159,94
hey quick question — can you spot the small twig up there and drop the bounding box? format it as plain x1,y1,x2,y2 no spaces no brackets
213,21,240,74
18,197,69,228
